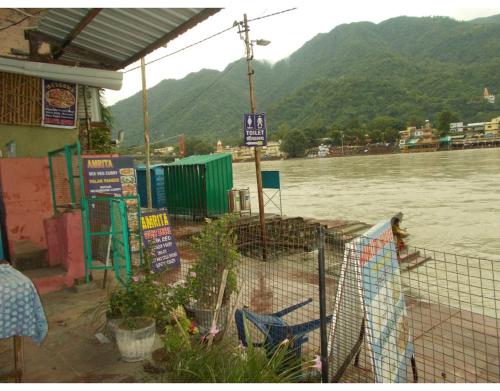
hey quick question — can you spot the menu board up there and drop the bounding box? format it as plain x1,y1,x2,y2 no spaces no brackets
141,209,181,272
83,156,141,253
42,79,78,128
83,157,136,197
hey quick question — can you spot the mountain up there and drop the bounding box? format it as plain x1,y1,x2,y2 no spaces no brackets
110,15,500,146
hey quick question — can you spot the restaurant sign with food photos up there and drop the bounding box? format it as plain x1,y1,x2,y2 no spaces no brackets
42,79,78,128
83,157,137,197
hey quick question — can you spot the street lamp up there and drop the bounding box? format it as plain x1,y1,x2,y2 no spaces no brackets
253,39,271,47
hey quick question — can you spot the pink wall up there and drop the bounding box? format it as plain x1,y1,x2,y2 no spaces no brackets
44,211,85,280
0,158,85,293
0,158,53,255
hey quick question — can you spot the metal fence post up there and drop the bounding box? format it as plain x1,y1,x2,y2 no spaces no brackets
64,145,76,206
317,224,329,383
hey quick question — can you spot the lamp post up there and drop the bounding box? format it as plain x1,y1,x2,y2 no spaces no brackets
240,14,269,261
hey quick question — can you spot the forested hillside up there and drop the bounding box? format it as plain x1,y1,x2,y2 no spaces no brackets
110,15,500,147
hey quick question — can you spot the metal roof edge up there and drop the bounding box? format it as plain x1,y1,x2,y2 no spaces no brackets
0,56,123,90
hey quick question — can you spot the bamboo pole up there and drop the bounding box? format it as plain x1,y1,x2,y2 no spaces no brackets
140,57,153,209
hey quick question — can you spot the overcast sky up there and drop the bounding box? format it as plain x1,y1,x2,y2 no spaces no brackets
16,0,500,105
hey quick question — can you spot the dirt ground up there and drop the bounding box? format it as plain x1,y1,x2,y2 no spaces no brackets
0,274,159,383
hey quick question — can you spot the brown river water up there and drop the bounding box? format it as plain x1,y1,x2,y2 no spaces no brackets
233,149,500,316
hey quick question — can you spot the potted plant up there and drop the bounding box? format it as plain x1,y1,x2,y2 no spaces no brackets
111,249,173,362
111,273,158,362
183,215,239,333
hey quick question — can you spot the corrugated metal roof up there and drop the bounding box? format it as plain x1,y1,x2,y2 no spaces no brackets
32,8,220,70
168,153,232,166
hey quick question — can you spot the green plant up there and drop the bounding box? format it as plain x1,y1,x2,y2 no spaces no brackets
108,248,176,330
89,127,113,154
182,215,240,309
164,333,305,383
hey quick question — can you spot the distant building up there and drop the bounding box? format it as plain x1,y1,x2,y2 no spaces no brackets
399,121,439,152
483,87,495,104
398,127,413,147
317,144,330,158
484,116,500,138
153,145,174,155
464,122,486,134
449,122,464,133
229,140,283,161
216,139,223,153
262,140,283,159
228,145,253,161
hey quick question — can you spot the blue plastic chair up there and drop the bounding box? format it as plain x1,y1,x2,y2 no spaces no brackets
235,298,333,359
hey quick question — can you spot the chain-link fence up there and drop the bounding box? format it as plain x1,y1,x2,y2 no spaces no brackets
325,231,500,383
165,214,499,383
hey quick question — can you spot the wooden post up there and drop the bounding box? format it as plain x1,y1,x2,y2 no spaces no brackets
13,336,24,383
141,57,153,209
242,14,267,261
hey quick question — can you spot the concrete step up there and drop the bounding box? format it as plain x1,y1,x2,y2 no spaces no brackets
12,240,48,271
23,266,68,294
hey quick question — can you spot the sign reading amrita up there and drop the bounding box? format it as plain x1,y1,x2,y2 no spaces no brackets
83,157,141,253
83,157,137,197
243,113,267,146
141,209,180,272
328,219,416,383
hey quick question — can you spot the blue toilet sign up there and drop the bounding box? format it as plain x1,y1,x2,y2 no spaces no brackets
243,113,267,147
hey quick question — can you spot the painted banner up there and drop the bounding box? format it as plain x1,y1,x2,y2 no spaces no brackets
140,209,180,272
243,113,267,147
83,157,137,197
42,79,78,128
353,220,414,383
328,219,414,383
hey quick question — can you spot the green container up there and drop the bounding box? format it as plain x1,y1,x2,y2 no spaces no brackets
164,154,233,217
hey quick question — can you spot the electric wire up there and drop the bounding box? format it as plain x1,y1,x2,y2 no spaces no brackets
123,24,236,73
123,7,297,73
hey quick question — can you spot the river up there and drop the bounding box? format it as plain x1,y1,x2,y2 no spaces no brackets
233,149,500,316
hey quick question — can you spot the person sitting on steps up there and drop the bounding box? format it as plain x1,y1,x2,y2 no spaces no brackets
391,213,408,261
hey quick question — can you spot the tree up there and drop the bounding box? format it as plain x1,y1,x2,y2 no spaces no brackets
329,129,343,146
281,130,307,158
185,138,215,156
436,109,459,136
269,123,290,142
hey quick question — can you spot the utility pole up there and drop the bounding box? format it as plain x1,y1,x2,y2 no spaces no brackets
242,14,267,261
141,57,153,209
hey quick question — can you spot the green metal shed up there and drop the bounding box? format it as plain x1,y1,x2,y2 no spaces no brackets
164,153,233,217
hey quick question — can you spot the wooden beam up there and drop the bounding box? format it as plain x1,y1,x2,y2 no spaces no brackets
25,30,122,69
53,8,102,59
121,8,221,69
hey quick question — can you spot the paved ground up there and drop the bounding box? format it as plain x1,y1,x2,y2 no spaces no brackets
0,276,158,383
